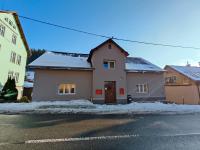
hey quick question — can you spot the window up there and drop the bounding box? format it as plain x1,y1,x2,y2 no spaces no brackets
12,34,17,44
108,44,112,49
165,76,176,84
10,52,16,63
8,71,14,79
9,20,13,26
16,55,21,65
136,84,148,93
58,84,76,95
15,72,19,83
103,60,115,69
4,18,8,22
0,24,5,37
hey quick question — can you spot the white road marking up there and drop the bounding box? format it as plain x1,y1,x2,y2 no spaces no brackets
25,133,200,144
162,133,200,137
2,133,200,145
25,134,139,144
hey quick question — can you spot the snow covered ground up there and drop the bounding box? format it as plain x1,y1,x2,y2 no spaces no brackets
0,100,200,115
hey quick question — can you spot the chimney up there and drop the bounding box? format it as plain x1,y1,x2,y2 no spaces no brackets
186,61,191,67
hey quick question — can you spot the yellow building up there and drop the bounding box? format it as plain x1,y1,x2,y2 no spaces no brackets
164,65,200,105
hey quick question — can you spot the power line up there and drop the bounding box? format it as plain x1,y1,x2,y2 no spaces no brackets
113,37,200,50
19,15,111,39
19,15,200,50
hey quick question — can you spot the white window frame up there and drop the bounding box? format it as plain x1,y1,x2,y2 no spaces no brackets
12,34,17,45
58,84,76,95
8,71,14,79
15,72,19,83
0,24,5,37
16,55,21,65
136,84,148,93
10,51,16,63
165,76,176,84
103,60,115,69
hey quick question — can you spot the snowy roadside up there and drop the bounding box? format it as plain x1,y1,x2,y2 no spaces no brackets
0,100,200,115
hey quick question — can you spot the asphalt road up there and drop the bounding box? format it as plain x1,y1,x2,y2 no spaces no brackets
1,113,200,150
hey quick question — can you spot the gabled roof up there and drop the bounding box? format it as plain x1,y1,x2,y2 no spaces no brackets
126,57,164,72
0,10,30,56
29,51,92,70
87,38,129,62
165,65,200,82
29,51,163,73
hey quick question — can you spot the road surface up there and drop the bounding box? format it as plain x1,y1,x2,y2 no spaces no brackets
0,113,200,150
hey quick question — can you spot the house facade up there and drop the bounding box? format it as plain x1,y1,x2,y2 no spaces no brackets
0,11,29,99
30,39,165,104
164,65,200,104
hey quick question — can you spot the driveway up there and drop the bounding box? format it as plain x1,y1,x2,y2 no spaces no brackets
1,114,200,150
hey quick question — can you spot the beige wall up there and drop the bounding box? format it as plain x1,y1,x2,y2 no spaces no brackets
32,69,92,101
164,66,200,104
165,85,200,104
91,42,127,103
127,72,165,100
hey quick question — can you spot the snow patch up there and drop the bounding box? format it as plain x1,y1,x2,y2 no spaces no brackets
1,100,200,114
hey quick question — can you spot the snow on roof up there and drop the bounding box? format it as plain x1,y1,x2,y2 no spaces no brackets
29,52,91,69
168,65,200,81
126,57,163,72
29,51,162,72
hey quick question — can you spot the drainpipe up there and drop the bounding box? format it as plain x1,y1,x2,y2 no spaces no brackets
196,82,200,105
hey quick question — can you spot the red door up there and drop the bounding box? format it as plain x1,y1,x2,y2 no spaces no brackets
104,81,116,104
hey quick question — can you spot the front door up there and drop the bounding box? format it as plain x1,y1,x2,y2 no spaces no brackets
104,81,116,103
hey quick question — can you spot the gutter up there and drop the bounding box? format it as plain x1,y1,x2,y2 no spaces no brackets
28,66,94,71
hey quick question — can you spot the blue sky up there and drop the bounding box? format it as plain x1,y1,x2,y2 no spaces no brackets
1,0,200,67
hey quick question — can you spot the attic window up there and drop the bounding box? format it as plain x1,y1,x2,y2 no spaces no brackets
108,44,112,49
165,76,177,84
